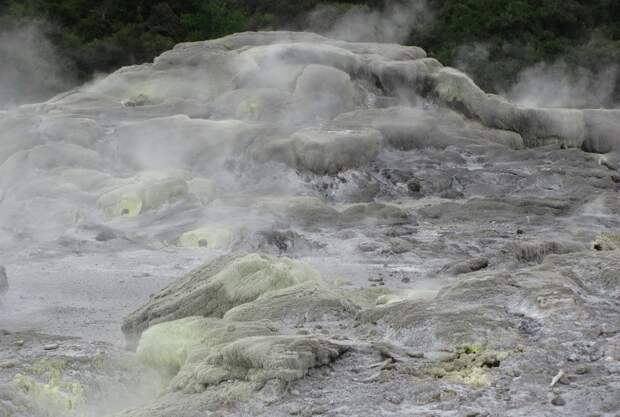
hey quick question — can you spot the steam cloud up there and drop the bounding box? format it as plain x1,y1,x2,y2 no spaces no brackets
0,22,74,109
505,61,619,109
306,0,433,44
454,42,619,109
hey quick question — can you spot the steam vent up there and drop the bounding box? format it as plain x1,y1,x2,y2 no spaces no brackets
1,32,619,417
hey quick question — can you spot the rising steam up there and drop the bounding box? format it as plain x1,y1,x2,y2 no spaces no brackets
505,60,619,109
306,0,433,44
0,22,74,109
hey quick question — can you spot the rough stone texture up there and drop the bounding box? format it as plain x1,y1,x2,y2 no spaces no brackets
170,333,347,393
122,253,322,345
135,317,279,379
442,257,489,275
1,31,619,417
223,282,359,323
509,240,585,263
252,127,383,175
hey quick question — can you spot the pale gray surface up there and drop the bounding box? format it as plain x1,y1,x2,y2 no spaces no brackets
0,31,618,417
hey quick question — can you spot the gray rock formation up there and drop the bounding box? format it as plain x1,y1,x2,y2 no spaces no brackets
122,253,326,345
0,31,619,417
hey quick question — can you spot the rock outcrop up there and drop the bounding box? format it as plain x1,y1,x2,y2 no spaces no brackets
1,31,619,417
122,253,325,345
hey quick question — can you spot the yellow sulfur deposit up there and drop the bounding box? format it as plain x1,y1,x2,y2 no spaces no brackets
445,366,491,388
135,316,345,394
97,176,188,217
122,253,325,343
177,226,237,249
593,232,620,251
136,317,278,379
11,357,85,415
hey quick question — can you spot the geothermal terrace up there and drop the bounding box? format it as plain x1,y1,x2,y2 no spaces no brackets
0,31,619,417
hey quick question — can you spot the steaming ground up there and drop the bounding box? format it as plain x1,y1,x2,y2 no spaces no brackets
1,31,620,417
0,24,75,109
0,250,206,343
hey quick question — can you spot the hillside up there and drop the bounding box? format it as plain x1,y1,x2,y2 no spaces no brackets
1,0,619,105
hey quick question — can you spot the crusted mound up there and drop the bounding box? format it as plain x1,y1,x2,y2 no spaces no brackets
2,30,618,248
359,250,620,352
171,332,346,393
223,281,359,323
122,253,323,344
129,256,352,396
135,317,278,379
